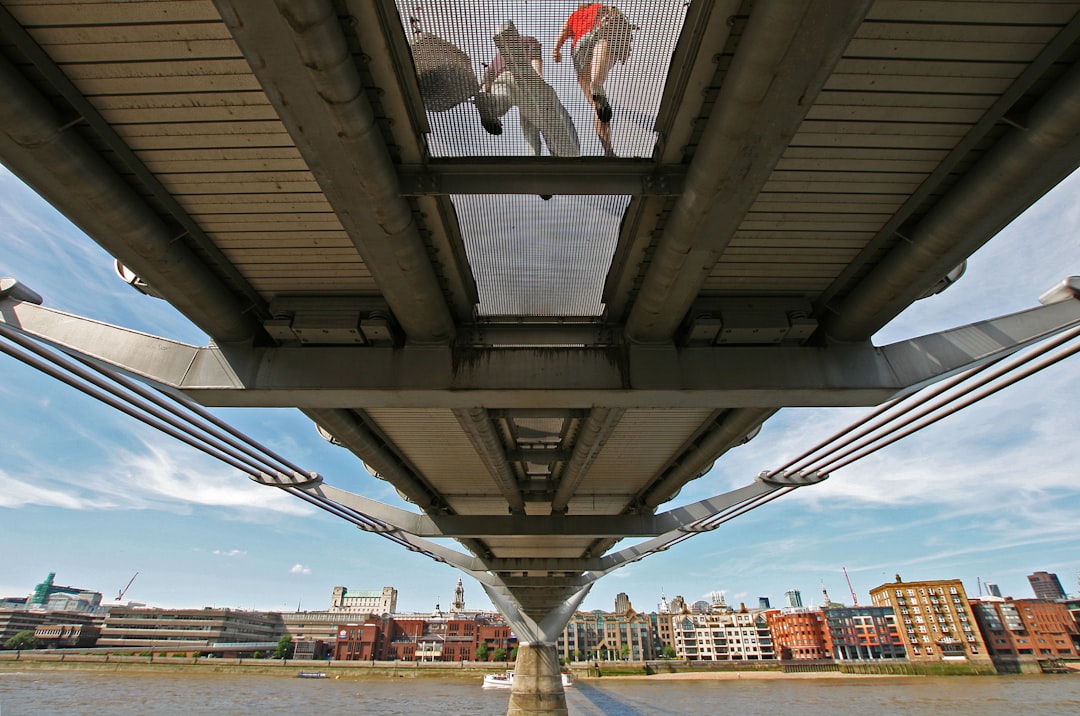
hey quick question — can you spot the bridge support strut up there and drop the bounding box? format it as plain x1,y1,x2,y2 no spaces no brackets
508,644,567,716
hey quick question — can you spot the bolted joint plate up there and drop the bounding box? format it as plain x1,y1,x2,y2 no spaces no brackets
757,470,829,486
250,470,322,487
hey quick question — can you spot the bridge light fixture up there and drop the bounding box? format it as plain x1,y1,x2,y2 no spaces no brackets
0,277,43,305
1038,276,1080,305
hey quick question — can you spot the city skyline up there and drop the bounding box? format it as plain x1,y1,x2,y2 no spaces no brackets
6,563,1075,617
2,162,1079,616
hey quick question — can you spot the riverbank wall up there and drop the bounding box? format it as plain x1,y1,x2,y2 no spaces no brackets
0,652,503,680
1,652,1039,679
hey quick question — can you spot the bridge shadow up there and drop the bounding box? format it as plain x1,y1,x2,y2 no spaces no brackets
567,681,682,716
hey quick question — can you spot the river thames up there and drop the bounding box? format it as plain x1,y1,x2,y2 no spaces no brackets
2,671,1080,715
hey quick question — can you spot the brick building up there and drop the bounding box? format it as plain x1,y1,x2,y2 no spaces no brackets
971,597,1079,668
332,613,512,662
766,607,828,660
870,576,990,664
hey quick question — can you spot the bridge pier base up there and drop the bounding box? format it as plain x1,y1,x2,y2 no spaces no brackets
507,644,566,715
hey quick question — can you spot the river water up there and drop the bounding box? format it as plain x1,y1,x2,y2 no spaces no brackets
2,671,1080,715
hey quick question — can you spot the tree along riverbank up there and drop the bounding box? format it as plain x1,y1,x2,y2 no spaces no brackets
0,651,1043,680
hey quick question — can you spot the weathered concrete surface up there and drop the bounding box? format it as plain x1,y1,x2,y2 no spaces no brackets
507,644,566,715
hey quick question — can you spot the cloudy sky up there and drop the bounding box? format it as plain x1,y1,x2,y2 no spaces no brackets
3,160,1076,615
1,0,1078,613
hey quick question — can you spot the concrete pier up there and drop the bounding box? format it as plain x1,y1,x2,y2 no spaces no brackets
506,644,566,715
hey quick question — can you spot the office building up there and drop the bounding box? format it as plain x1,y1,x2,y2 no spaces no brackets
98,607,283,654
1027,571,1066,601
34,619,102,649
559,605,660,662
0,609,49,644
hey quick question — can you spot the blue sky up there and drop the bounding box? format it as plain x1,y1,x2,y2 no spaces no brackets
2,162,1079,616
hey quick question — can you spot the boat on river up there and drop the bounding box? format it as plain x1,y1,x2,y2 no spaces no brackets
295,671,328,679
482,671,574,689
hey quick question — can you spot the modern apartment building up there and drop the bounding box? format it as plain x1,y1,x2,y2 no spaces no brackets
870,576,990,663
668,603,775,661
822,606,906,660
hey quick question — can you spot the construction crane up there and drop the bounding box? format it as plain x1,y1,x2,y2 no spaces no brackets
116,572,139,601
842,567,858,606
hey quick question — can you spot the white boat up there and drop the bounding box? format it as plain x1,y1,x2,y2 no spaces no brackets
482,671,574,689
482,670,514,689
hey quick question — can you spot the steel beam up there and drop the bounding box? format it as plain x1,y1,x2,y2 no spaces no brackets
0,49,261,344
396,160,686,196
625,0,874,342
302,478,779,539
825,54,1080,342
552,408,624,512
453,408,527,514
4,291,1078,408
213,0,456,343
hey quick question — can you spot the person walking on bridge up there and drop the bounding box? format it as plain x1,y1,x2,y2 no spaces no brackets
552,3,637,157
476,22,580,158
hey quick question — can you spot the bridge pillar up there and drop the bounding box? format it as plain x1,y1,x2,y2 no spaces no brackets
506,643,566,715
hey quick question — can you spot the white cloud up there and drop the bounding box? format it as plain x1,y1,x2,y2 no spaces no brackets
0,436,314,519
290,563,312,575
0,468,115,510
212,549,247,558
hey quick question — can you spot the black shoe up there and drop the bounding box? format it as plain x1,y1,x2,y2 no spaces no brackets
594,95,612,124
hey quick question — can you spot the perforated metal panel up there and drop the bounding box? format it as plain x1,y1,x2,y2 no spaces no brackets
399,0,689,158
398,1,688,316
454,193,628,316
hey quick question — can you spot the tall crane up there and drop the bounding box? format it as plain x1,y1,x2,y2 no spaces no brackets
842,567,858,606
116,572,139,601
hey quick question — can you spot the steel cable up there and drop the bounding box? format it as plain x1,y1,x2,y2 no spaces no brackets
800,327,1080,476
0,325,435,557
